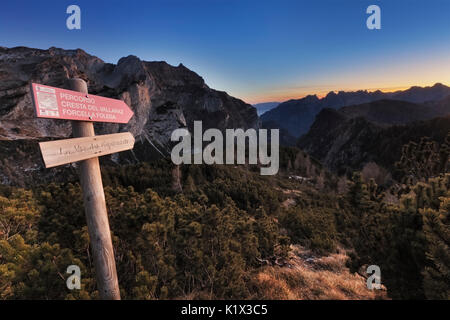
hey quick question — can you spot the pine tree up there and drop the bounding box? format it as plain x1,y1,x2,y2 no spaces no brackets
347,172,371,214
421,176,450,299
396,135,449,183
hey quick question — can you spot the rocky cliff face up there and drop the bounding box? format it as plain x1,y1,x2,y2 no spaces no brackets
0,46,259,185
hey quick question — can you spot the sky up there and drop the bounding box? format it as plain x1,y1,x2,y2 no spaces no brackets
1,0,450,104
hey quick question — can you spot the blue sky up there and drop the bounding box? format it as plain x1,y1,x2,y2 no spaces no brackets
1,0,450,103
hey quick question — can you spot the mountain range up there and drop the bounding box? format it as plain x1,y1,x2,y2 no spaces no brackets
1,46,449,185
261,83,450,138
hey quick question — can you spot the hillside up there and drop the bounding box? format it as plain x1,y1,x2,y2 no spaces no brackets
253,245,387,300
2,156,448,299
338,99,450,126
298,102,450,175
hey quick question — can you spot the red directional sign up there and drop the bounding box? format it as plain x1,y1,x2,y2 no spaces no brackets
31,83,134,124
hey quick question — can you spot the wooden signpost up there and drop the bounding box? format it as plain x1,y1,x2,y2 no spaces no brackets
39,132,135,168
31,79,135,300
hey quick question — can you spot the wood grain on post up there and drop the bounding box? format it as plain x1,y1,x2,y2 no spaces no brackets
67,78,121,300
39,132,135,168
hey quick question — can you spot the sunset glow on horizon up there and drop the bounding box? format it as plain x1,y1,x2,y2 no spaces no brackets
245,82,450,105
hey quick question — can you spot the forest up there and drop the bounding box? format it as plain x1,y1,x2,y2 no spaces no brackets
0,134,449,300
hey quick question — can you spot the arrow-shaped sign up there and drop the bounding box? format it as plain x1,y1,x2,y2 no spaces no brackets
31,83,134,124
39,132,135,168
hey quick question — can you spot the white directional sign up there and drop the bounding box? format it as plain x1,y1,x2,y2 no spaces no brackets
31,83,134,123
39,132,135,168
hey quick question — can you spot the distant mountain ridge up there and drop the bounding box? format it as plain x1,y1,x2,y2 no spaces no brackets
261,83,450,138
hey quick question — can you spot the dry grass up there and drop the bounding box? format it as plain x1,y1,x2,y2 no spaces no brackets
251,245,388,300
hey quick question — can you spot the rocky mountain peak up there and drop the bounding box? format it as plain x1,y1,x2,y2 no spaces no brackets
0,46,259,185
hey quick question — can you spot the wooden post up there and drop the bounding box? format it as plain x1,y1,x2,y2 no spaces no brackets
67,78,121,300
